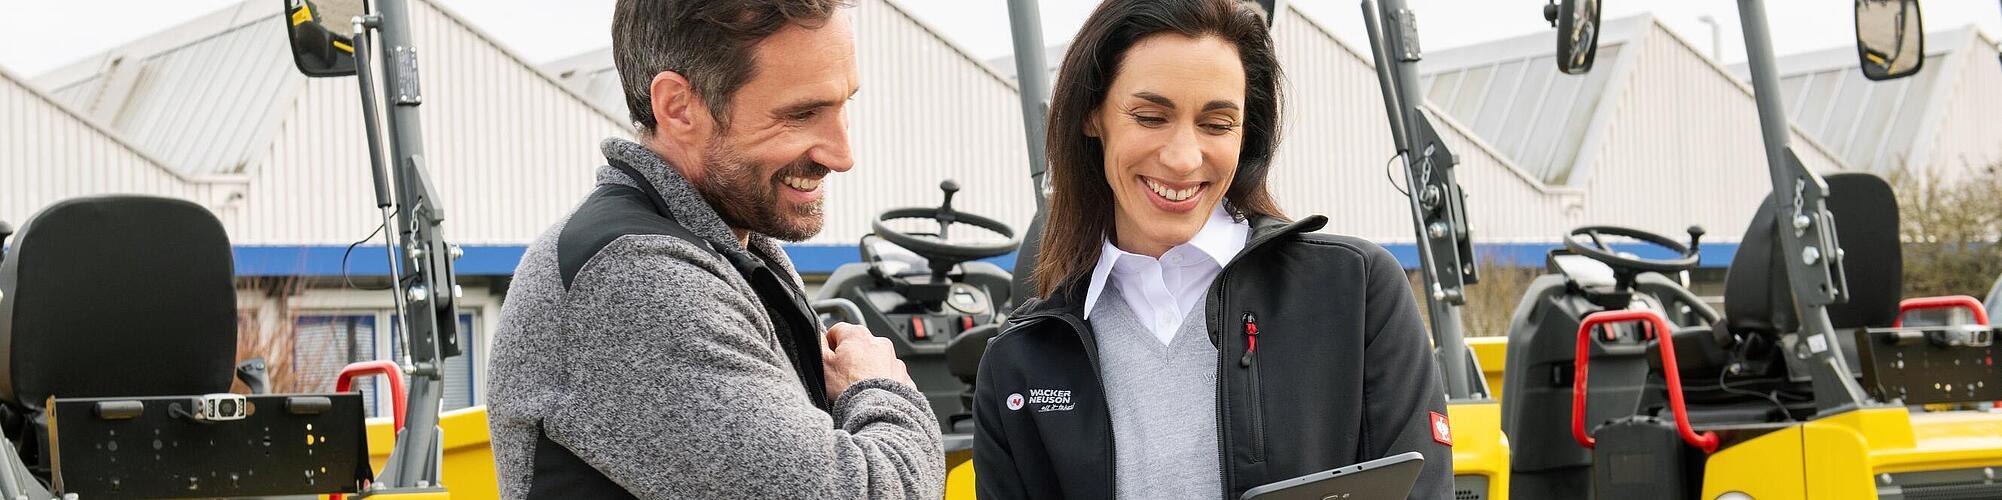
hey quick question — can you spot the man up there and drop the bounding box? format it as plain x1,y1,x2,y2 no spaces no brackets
486,1,944,498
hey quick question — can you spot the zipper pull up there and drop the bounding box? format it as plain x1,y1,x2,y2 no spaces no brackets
1240,311,1259,367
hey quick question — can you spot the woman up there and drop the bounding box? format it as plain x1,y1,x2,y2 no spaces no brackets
971,0,1452,498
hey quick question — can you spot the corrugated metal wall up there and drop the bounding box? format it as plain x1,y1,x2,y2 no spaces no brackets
1269,7,1583,245
819,0,1036,245
239,0,630,245
1575,24,1850,242
1919,31,2002,179
1,70,244,229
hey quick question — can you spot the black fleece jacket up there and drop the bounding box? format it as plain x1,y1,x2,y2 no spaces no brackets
972,215,1453,499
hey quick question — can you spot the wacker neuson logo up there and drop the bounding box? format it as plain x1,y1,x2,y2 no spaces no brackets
1022,388,1073,413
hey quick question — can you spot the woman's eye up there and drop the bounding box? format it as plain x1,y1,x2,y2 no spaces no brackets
1130,114,1168,127
1202,123,1239,134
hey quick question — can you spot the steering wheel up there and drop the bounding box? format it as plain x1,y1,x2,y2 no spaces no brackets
1563,225,1703,274
871,180,1019,265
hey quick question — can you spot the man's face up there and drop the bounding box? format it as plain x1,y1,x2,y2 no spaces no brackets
687,13,859,242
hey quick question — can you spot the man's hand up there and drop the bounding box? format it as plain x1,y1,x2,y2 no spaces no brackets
822,323,916,399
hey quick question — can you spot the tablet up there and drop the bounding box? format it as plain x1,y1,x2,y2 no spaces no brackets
1239,451,1425,500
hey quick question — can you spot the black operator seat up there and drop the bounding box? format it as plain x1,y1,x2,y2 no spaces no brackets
0,196,239,471
1707,173,1902,381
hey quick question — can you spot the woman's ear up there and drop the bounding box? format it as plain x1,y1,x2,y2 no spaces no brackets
1084,109,1103,138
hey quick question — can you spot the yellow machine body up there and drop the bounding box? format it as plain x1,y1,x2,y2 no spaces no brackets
1702,407,2002,499
342,338,1995,500
348,406,499,500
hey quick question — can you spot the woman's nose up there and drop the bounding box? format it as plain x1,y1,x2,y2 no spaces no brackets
1157,127,1202,173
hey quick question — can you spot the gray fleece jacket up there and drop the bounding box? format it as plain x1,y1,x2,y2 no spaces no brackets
487,138,945,499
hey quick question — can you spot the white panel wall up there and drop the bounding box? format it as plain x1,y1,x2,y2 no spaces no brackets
1574,24,1851,243
1918,32,2002,179
1270,7,1583,245
238,0,630,245
818,0,1036,244
1,71,245,229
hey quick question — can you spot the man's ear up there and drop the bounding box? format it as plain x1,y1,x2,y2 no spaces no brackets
1083,109,1103,138
649,71,713,144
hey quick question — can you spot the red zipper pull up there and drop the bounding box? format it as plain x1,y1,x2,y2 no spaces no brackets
1240,312,1259,367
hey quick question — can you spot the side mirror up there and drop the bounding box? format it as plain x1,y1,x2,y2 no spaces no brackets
1855,0,1925,81
281,0,364,77
1545,0,1602,75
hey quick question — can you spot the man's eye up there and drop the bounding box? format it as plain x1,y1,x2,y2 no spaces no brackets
788,109,822,122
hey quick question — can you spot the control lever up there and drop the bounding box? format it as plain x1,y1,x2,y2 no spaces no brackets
935,180,960,239
236,358,271,395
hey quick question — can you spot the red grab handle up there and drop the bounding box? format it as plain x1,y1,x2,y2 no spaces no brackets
1572,310,1721,454
1893,295,1990,327
336,360,407,432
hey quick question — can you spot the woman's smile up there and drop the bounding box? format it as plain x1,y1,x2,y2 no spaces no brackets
1138,176,1208,212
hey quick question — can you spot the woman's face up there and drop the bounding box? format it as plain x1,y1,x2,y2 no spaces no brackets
1090,34,1247,257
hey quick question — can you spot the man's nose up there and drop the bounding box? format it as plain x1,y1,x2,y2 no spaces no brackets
812,110,855,173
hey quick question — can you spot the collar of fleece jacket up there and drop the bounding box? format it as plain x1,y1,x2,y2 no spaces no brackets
598,137,806,283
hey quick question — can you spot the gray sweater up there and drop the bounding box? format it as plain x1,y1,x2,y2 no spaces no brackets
486,138,945,499
1093,283,1223,500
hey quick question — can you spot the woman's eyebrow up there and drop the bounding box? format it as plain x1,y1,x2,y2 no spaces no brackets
1132,91,1176,108
1203,100,1241,113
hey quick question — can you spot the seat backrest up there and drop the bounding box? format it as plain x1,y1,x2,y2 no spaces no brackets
1724,173,1902,335
0,196,237,409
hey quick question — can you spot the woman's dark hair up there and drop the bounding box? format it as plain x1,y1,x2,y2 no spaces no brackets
1032,0,1286,297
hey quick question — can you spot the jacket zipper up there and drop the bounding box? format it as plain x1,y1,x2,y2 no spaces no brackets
1210,223,1307,500
1240,311,1264,462
1012,312,1118,499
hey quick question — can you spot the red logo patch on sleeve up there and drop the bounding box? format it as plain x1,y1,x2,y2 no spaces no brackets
1430,411,1453,446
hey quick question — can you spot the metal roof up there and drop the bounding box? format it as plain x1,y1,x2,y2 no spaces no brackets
34,0,623,178
543,48,625,124
1745,26,2000,174
37,2,300,176
1417,16,1652,184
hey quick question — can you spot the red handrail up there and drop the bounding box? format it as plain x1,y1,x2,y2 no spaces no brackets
1893,295,1990,327
336,360,407,432
1572,309,1721,454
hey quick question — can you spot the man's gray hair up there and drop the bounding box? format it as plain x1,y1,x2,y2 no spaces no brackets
612,0,852,133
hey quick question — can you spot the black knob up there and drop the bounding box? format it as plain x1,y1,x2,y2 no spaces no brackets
1543,3,1559,24
1687,226,1706,253
938,180,960,211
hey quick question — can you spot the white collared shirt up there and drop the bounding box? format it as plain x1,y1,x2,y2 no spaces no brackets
1083,203,1251,345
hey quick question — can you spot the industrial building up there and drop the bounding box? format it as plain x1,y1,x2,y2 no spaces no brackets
4,1,1996,412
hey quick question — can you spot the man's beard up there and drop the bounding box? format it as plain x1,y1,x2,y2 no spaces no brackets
692,136,829,242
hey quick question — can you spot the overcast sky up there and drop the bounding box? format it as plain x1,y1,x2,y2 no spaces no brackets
2,1,1998,78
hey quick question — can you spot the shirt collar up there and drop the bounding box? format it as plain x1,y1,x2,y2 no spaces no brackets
1082,203,1250,318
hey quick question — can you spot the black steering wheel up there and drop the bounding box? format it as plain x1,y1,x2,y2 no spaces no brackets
1563,225,1704,274
872,180,1019,266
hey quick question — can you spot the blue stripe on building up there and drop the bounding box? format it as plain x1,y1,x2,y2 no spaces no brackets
234,241,1740,277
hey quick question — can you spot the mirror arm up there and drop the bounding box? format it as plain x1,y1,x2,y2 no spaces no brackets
1738,0,1870,414
1362,0,1481,401
361,0,458,491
